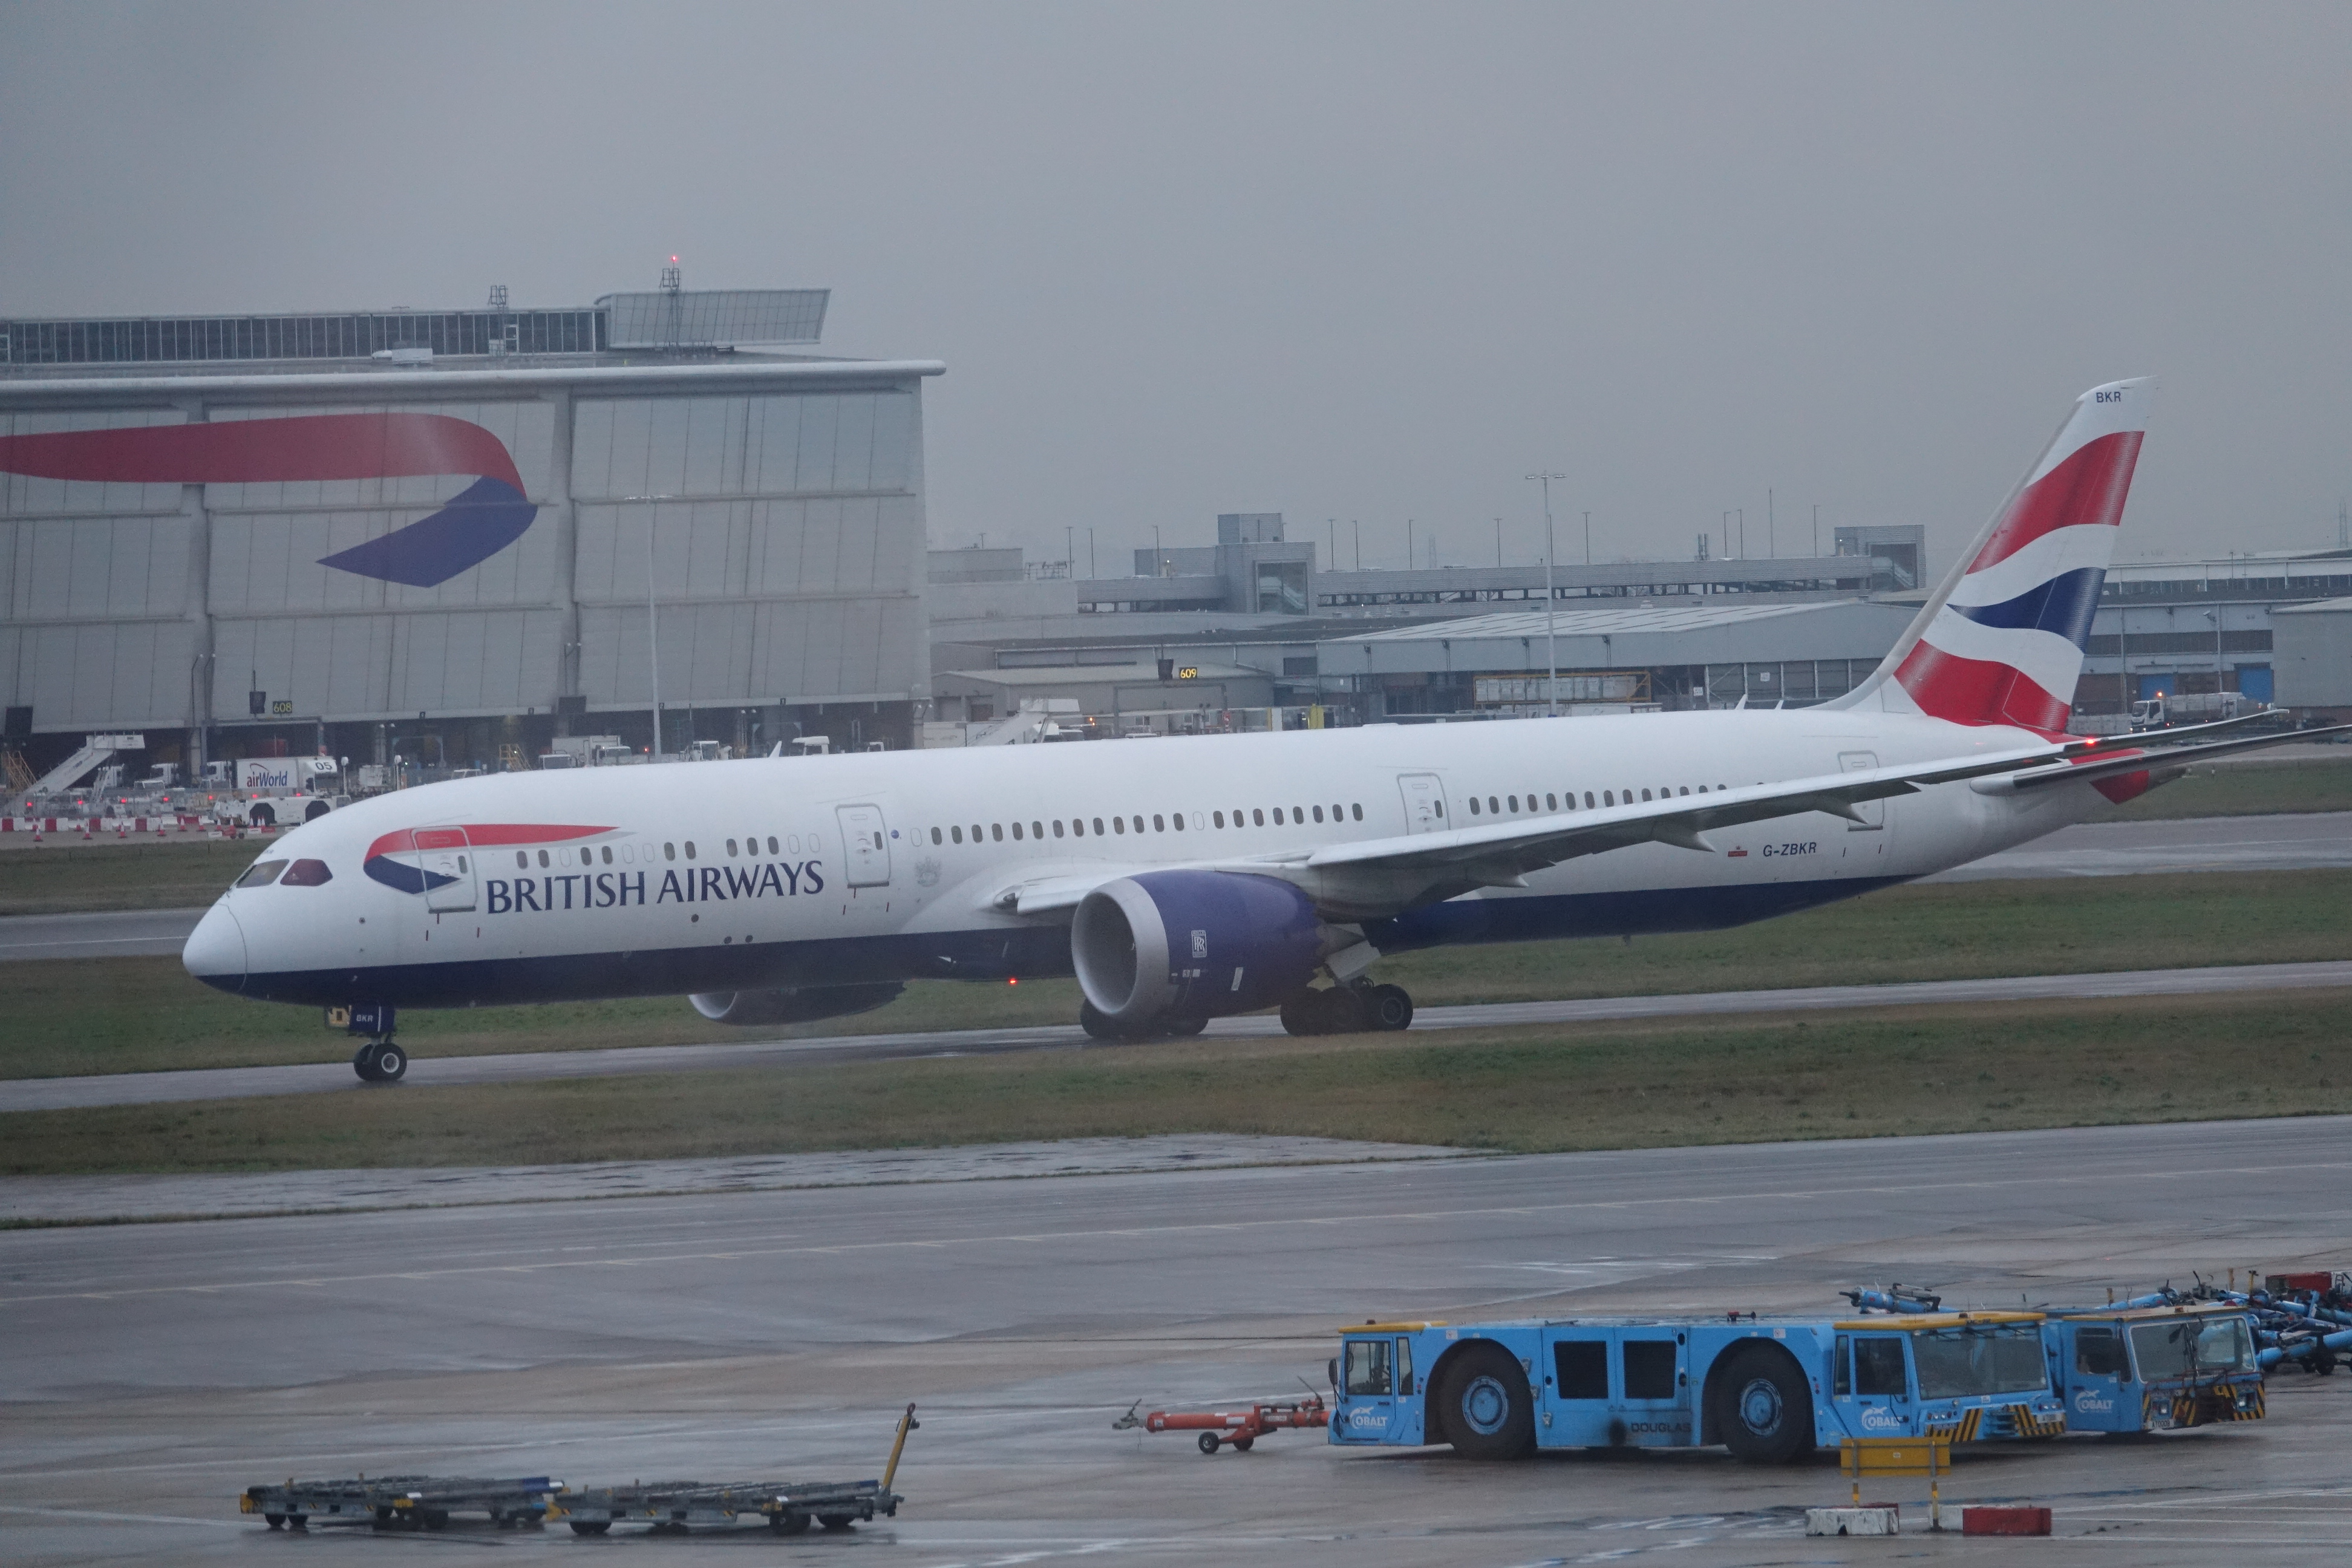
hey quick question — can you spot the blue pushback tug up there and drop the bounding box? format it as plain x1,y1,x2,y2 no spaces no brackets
1329,1313,2067,1462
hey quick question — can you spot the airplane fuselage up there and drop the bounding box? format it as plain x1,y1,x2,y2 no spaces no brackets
184,709,2105,1011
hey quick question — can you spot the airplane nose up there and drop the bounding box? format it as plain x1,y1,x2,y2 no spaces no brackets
182,903,248,994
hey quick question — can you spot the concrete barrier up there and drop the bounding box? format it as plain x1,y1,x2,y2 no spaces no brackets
1806,1506,1900,1536
1962,1504,2052,1536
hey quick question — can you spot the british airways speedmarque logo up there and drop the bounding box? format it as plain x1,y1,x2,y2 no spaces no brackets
0,413,535,587
364,824,826,910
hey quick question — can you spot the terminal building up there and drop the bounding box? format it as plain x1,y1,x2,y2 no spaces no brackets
0,285,940,779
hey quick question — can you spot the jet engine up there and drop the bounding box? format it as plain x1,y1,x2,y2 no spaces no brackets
689,982,905,1026
1071,870,1322,1028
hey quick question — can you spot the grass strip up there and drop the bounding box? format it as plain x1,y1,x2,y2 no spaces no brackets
4,869,2346,1080
2,989,2342,1177
2106,757,2352,820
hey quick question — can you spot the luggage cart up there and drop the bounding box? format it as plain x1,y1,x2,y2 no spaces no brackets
549,1402,918,1537
238,1475,560,1531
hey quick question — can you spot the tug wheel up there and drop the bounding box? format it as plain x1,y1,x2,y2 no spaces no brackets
1197,1432,1220,1455
1713,1345,1814,1464
1230,1435,1254,1452
769,1512,810,1535
569,1521,610,1535
1439,1344,1535,1460
817,1514,856,1531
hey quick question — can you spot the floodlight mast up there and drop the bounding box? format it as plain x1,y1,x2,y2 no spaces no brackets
1526,472,1567,716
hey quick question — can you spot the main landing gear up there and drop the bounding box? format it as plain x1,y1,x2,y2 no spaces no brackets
1279,981,1413,1037
353,1037,408,1083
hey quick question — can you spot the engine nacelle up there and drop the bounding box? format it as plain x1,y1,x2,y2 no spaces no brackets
689,982,904,1026
1071,870,1322,1025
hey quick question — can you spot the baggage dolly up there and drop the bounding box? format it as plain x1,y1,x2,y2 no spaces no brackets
238,1475,560,1531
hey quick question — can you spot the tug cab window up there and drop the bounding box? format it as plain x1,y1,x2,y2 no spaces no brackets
1344,1338,1393,1396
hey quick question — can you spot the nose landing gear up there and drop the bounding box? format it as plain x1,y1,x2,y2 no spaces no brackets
353,1038,408,1082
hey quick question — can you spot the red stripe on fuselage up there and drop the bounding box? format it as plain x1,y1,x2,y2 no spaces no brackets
1967,431,2142,573
364,823,612,861
1894,642,2069,733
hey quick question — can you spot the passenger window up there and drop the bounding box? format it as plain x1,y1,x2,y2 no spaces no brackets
1313,805,1325,823
664,843,676,860
1834,1336,1852,1396
1053,820,1065,838
1679,786,1690,796
1152,814,1164,832
1272,808,1284,825
603,846,615,863
1331,803,1342,821
1032,821,1044,838
1508,796,1519,812
1553,1340,1607,1399
727,839,739,857
768,837,779,854
538,849,550,867
1623,1341,1676,1400
2076,1328,2128,1378
1011,823,1024,840
1171,812,1184,831
1488,796,1499,814
1432,800,1443,817
1854,1338,1907,1396
1252,809,1264,826
1352,803,1362,820
1641,789,1652,802
971,823,982,841
234,860,287,887
1343,1339,1393,1396
1071,818,1085,837
1584,792,1595,808
1469,797,1481,815
951,826,963,843
1114,817,1126,834
1093,817,1105,835
1546,794,1557,810
685,841,696,860
1292,805,1304,820
931,828,942,844
992,824,1004,841
1603,791,1614,806
515,851,530,869
1214,811,1226,828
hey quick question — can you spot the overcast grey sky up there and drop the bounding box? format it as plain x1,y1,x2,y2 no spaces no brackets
4,1,2347,576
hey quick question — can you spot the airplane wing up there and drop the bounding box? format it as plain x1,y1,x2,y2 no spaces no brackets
985,717,2342,922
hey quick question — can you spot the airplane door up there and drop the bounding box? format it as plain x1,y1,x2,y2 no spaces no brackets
414,826,477,912
1397,773,1451,834
835,804,892,887
1838,752,1885,830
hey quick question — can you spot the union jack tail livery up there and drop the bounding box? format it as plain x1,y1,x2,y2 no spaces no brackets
1842,377,2152,732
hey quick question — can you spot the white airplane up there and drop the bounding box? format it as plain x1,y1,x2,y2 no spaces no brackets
182,379,2328,1081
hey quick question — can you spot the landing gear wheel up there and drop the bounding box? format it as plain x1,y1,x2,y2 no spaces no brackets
1322,987,1371,1034
1439,1344,1536,1459
769,1512,811,1535
1279,992,1328,1036
1197,1431,1221,1455
1368,984,1414,1031
353,1044,381,1082
817,1513,856,1530
1160,1015,1207,1037
1079,999,1119,1040
372,1042,407,1081
1712,1345,1814,1463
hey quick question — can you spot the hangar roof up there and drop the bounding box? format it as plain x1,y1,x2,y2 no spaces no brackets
1321,598,1915,673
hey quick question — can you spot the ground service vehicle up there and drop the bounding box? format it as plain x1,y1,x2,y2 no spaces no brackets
2042,1304,2266,1431
1330,1314,2068,1463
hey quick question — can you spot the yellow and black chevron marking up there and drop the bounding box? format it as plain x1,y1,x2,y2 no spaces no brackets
2007,1403,2067,1439
1925,1408,1984,1443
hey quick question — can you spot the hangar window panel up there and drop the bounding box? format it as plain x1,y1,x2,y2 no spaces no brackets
751,396,806,494
832,395,877,491
572,505,619,601
641,398,696,497
868,392,915,491
678,397,733,495
800,498,846,592
570,399,618,498
794,396,841,493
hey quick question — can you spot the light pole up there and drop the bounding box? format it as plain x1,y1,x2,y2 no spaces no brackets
622,495,676,757
1582,509,1592,567
1494,517,1503,568
1526,472,1567,716
1065,525,1074,577
1811,503,1820,557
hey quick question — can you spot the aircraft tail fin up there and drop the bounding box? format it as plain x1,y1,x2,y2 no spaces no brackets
1835,377,2152,731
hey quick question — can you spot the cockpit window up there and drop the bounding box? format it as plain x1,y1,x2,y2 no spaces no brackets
234,861,286,888
280,859,334,886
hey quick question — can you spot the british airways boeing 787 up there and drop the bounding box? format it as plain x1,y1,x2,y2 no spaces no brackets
180,379,2325,1080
